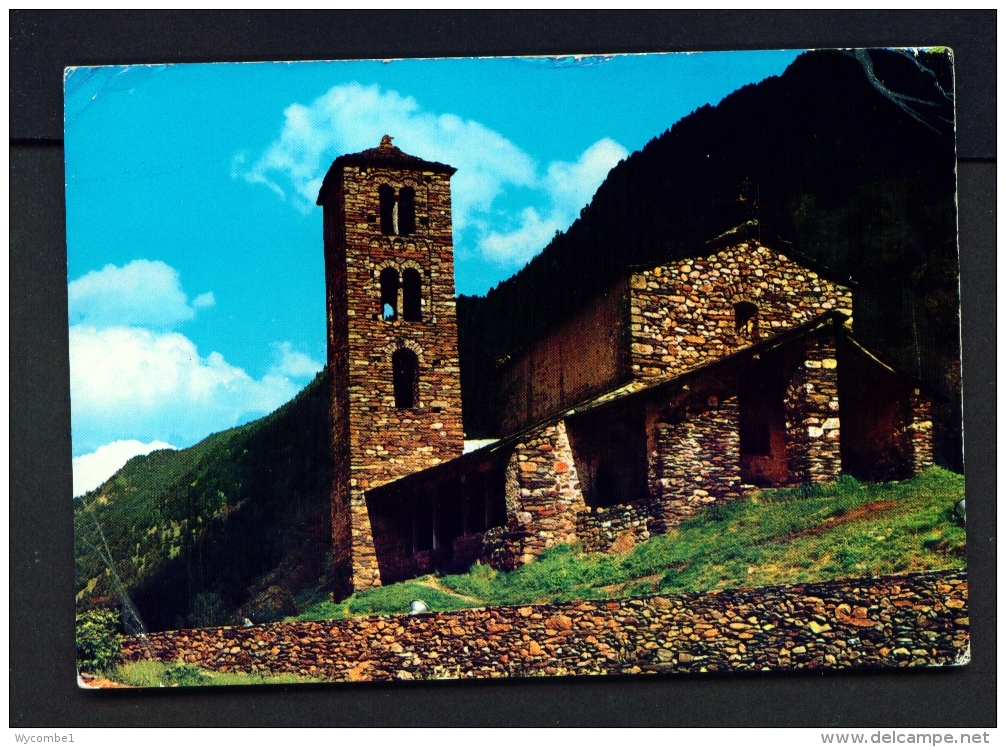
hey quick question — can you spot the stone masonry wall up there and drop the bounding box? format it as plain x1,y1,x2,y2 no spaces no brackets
121,570,968,682
909,390,936,474
630,241,853,381
502,420,586,565
785,335,842,483
576,502,651,554
322,154,464,592
649,396,744,534
478,525,526,572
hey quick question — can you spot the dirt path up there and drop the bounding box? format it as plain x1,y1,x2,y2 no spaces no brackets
413,576,485,605
765,500,901,546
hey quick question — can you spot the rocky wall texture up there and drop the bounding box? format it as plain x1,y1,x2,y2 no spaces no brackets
576,502,651,554
321,156,465,591
121,570,968,682
630,240,853,381
909,391,936,474
503,421,586,564
478,525,526,572
649,397,743,533
785,335,842,483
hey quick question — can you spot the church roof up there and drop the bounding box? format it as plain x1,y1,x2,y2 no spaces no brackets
366,310,940,504
316,135,456,205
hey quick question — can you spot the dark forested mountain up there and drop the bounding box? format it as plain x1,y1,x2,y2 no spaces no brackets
75,49,962,631
74,371,335,632
457,48,960,471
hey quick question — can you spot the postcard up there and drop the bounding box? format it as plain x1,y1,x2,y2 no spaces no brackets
69,48,966,687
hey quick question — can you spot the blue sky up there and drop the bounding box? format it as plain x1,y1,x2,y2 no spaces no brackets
65,50,801,492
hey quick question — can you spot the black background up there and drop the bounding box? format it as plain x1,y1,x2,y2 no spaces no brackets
10,10,996,727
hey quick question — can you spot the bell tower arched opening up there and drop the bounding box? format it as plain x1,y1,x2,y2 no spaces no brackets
380,267,399,320
402,268,422,322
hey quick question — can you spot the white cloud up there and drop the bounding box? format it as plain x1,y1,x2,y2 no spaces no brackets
545,138,629,217
238,83,627,268
72,439,177,497
70,325,303,454
238,82,537,230
270,341,323,379
66,262,319,456
479,138,628,266
479,207,559,266
192,291,216,308
69,260,213,329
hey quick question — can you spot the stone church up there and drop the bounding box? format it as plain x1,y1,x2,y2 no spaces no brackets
318,137,936,596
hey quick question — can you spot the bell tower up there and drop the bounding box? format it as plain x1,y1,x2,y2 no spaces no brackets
317,136,464,595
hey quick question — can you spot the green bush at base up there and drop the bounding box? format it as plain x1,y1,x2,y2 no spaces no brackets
76,609,123,673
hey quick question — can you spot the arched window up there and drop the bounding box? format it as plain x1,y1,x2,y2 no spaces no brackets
402,268,422,322
734,301,759,339
398,187,416,235
380,268,399,320
392,348,419,409
378,184,397,236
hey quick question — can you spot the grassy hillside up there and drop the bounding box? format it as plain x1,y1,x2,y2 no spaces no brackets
74,369,334,632
293,468,965,620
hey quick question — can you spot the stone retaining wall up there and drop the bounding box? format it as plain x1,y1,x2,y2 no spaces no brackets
122,570,967,683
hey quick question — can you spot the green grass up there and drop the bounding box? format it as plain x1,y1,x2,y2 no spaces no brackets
444,468,965,605
292,579,477,621
108,659,320,687
294,467,964,621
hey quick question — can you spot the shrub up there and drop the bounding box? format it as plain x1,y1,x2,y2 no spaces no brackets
109,660,167,688
76,609,122,673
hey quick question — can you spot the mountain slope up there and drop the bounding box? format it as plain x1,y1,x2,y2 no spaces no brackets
457,48,960,469
74,369,334,631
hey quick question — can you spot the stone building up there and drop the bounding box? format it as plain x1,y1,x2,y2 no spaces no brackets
321,138,936,595
317,136,464,597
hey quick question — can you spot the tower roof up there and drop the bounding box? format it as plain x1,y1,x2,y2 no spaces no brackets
316,135,456,205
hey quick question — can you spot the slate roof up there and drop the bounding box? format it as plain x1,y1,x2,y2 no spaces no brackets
367,308,942,503
316,135,456,205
